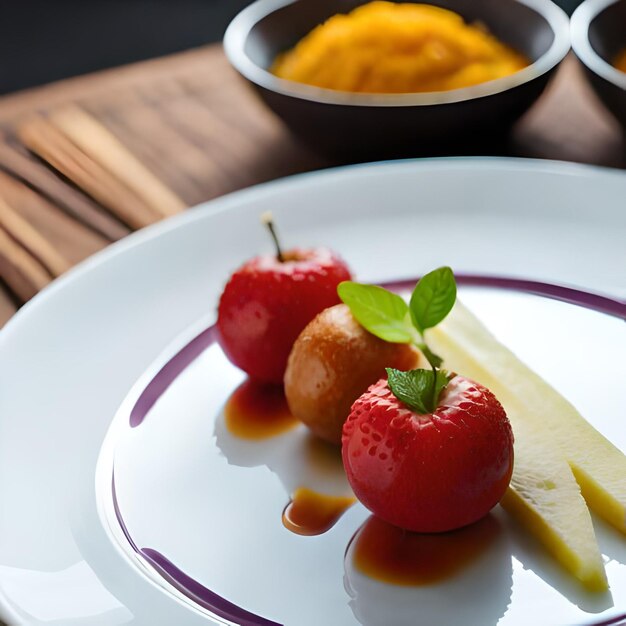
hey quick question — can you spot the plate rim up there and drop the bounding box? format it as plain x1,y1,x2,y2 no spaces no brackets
2,156,626,345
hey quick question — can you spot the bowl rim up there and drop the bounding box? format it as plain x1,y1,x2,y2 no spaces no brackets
571,0,626,90
223,0,571,107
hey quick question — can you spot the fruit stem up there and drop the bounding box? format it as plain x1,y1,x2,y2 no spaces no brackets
260,211,285,262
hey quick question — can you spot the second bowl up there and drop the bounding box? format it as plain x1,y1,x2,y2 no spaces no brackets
571,0,626,127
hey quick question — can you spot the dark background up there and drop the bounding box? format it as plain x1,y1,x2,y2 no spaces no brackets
0,0,579,95
0,0,252,94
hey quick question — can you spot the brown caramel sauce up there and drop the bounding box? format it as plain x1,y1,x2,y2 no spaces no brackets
352,514,500,586
283,487,356,536
224,379,299,440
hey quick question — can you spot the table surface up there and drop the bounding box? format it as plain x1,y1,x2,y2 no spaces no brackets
0,44,623,328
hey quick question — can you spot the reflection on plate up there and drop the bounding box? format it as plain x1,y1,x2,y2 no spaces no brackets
97,279,626,626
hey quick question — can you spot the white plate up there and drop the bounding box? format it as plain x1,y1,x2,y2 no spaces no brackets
1,158,625,625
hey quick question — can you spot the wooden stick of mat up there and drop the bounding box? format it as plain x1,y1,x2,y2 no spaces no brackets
0,226,51,302
0,196,70,276
48,105,186,218
16,115,161,230
0,135,129,241
88,98,221,205
0,170,108,264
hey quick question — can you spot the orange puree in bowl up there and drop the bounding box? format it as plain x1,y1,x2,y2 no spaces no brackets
271,2,529,94
614,49,626,73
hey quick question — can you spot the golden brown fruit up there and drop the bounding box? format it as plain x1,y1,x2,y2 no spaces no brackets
284,304,420,444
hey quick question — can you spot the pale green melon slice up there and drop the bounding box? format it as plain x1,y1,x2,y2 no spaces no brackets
502,413,608,591
428,303,611,590
431,301,626,534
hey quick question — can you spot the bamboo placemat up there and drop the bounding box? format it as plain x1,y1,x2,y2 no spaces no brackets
0,45,622,327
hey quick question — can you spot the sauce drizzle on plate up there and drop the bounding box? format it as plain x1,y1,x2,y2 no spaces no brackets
351,514,501,585
225,379,299,439
283,487,356,536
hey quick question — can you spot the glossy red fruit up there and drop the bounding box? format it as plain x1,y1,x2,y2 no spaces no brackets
217,247,352,384
342,376,514,533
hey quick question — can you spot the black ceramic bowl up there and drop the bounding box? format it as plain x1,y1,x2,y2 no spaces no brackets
224,0,570,159
571,0,626,126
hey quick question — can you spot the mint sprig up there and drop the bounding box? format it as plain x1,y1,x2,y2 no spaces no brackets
338,267,457,413
386,368,452,414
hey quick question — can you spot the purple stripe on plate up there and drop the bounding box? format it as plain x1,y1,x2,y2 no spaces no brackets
592,617,626,626
129,275,625,429
382,274,626,319
130,325,217,427
112,472,282,625
111,472,138,553
140,548,282,626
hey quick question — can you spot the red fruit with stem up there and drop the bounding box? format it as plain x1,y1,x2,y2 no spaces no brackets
217,215,352,383
342,375,514,533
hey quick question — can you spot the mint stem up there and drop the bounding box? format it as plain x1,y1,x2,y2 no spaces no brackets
414,338,442,411
429,359,437,412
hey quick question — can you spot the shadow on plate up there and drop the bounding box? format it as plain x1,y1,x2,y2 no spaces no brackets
344,514,513,626
594,515,626,568
213,396,352,499
505,509,614,614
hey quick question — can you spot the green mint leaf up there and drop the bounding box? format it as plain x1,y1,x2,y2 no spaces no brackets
386,368,453,414
386,368,431,413
409,267,457,334
433,369,452,408
338,282,414,343
417,343,444,369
